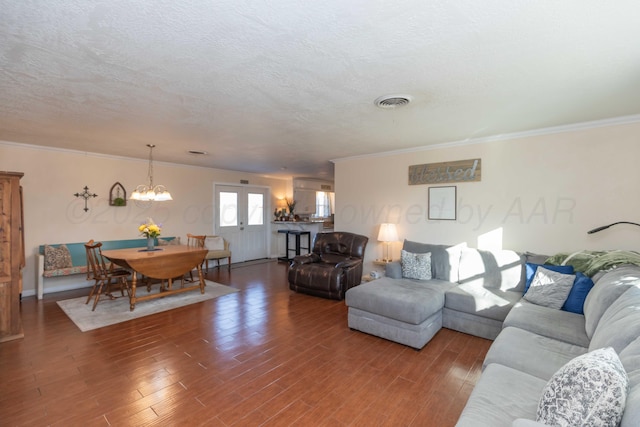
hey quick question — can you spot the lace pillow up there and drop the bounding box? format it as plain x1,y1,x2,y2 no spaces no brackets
44,244,73,270
401,250,432,280
537,347,628,427
523,267,575,309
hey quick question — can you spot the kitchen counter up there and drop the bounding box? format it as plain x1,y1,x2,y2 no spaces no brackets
271,220,325,224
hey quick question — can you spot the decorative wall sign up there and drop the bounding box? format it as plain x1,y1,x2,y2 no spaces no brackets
109,182,127,206
74,186,97,212
428,186,457,220
409,158,481,185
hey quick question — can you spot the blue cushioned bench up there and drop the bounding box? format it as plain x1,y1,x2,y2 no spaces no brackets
37,237,177,299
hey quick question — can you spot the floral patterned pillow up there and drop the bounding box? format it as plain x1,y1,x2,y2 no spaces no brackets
401,250,432,280
44,244,73,270
537,347,628,427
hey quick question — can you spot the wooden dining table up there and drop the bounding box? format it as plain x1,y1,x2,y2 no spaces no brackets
101,245,208,311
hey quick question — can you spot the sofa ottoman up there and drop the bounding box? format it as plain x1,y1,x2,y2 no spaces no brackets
346,277,457,349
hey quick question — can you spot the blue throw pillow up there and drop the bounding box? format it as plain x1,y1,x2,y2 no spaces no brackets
561,272,595,314
524,263,575,294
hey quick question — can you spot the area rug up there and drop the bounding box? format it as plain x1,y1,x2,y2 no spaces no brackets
57,280,239,332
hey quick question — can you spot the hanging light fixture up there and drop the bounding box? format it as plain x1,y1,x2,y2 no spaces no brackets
130,144,173,201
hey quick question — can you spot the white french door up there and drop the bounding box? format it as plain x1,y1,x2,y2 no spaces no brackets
215,184,268,263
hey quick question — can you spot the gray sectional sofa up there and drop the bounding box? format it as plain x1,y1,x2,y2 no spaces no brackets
346,240,533,348
345,240,640,426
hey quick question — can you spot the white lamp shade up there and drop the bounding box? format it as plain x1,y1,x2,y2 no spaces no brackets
154,190,173,201
377,223,398,242
130,185,172,201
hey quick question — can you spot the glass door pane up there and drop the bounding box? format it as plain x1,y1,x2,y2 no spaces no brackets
247,193,264,225
219,191,238,227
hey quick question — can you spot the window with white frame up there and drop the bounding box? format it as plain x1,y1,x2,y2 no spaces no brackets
314,191,334,218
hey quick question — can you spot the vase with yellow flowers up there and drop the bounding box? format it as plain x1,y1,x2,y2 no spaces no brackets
139,218,162,251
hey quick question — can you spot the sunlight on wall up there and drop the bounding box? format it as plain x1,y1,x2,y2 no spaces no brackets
477,227,503,251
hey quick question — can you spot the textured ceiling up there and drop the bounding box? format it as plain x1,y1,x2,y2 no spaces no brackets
2,1,640,179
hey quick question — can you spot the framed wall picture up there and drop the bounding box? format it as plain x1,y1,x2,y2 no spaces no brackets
428,186,457,220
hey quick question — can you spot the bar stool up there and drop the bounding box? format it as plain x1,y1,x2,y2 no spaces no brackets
277,229,291,262
277,230,311,262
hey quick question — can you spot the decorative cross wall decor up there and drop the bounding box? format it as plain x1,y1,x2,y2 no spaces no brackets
74,186,98,212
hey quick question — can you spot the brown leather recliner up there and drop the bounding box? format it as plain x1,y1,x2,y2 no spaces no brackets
288,231,368,300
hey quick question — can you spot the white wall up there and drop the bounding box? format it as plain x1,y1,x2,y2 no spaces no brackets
0,142,289,296
334,120,640,270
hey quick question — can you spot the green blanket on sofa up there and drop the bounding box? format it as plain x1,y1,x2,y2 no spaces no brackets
545,250,640,277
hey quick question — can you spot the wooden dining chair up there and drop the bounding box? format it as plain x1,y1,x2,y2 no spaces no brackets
187,233,206,248
185,234,206,283
84,240,131,311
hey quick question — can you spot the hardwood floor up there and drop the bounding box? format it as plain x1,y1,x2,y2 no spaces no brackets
0,260,491,426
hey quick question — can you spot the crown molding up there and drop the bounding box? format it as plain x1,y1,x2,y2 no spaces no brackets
0,139,291,180
332,114,640,163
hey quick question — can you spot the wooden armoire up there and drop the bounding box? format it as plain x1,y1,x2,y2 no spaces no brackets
0,171,25,342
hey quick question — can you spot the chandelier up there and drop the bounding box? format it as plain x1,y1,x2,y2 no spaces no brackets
130,144,173,201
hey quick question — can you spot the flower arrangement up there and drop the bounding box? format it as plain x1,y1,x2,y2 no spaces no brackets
286,198,296,214
139,218,162,238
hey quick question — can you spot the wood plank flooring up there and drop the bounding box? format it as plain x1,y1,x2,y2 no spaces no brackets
0,260,491,426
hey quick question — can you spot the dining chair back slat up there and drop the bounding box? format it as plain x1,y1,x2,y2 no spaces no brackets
187,234,206,248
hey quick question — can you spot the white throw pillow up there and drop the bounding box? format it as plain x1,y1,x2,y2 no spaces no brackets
205,236,225,251
523,267,575,309
401,250,432,280
536,347,628,427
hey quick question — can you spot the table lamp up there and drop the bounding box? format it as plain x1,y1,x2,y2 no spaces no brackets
378,223,398,262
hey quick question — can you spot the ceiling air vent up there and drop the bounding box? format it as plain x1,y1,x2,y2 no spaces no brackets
374,94,412,109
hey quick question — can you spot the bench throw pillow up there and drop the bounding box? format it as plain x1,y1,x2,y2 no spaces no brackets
523,267,575,309
401,250,432,280
205,236,225,251
43,244,73,271
536,347,628,427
